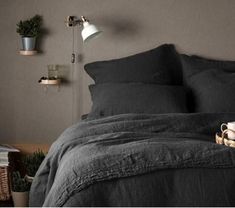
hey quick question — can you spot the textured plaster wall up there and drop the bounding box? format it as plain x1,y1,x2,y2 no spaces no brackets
0,0,235,144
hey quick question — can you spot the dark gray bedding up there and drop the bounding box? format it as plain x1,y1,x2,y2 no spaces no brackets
63,168,235,207
88,83,188,119
29,113,235,207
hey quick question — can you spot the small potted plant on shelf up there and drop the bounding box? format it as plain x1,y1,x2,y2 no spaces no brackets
11,171,31,207
16,14,42,52
22,149,46,182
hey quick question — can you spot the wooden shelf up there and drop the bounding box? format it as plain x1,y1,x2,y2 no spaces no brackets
39,79,61,85
19,50,37,56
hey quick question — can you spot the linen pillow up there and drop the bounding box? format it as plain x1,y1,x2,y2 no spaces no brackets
186,68,235,112
181,54,235,80
88,83,188,119
180,54,235,112
84,44,182,85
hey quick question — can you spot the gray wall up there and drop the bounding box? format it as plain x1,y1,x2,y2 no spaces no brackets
1,0,235,144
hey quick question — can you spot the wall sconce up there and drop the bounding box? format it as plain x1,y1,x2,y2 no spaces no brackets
66,16,101,42
65,15,102,63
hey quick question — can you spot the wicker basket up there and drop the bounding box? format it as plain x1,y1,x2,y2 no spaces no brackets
215,132,235,148
0,166,11,201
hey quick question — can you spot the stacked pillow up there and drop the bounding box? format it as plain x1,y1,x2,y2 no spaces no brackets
84,44,188,119
180,55,235,112
84,43,235,119
85,44,182,85
89,83,188,119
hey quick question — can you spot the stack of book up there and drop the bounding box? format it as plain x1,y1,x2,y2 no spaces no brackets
0,144,19,166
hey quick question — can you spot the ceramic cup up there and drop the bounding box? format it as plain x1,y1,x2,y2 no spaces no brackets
221,122,235,140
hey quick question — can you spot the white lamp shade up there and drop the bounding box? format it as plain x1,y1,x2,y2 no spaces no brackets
81,22,101,42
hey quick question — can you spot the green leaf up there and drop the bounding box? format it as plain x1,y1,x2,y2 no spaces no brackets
12,171,31,192
22,149,46,177
16,15,42,37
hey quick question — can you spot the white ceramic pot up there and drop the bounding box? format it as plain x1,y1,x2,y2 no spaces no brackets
12,191,29,207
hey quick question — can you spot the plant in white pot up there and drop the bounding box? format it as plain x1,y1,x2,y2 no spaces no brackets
16,15,42,51
11,171,31,207
22,149,46,182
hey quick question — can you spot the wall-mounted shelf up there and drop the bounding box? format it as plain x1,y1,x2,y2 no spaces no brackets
39,79,61,85
39,78,61,92
19,50,37,56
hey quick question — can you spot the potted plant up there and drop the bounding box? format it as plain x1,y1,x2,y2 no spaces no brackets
16,15,42,51
11,171,31,207
22,149,46,182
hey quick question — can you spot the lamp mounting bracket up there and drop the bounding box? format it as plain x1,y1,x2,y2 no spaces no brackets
65,16,88,27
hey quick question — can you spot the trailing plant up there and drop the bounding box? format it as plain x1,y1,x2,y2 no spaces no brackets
16,15,42,37
12,171,31,192
22,149,46,177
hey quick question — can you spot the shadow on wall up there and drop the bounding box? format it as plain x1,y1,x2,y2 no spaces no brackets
99,16,141,39
36,24,50,53
57,65,71,85
77,54,84,63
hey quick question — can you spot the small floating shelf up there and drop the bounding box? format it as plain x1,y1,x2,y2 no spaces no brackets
39,79,61,85
19,50,37,56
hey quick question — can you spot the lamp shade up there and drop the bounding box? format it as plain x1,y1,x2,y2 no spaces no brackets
81,21,101,42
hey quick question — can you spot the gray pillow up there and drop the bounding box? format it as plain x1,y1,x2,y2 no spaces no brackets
180,54,235,112
187,68,235,112
84,44,182,85
88,83,188,119
181,54,235,80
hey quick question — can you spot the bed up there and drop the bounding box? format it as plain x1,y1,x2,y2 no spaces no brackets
29,44,235,207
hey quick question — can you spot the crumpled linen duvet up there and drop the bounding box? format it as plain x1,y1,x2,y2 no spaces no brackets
29,113,235,207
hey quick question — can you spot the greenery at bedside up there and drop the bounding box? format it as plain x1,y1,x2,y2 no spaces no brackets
12,171,31,192
16,15,42,37
22,149,46,177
